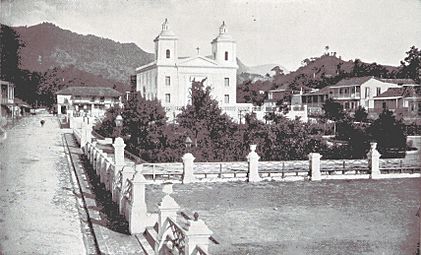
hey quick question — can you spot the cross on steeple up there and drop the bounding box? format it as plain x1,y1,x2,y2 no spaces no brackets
196,47,200,55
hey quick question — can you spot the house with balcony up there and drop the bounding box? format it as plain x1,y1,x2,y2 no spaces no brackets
302,76,402,115
1,80,15,120
56,86,122,117
255,87,308,122
373,85,421,118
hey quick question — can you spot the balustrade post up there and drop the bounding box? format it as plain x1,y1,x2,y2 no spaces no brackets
112,137,126,202
182,153,196,183
247,144,261,182
185,213,213,255
80,119,87,148
128,171,149,234
367,142,381,179
86,123,93,144
113,137,126,169
156,184,180,253
309,153,322,181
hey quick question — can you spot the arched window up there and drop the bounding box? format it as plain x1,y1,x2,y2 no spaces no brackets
224,51,228,61
166,49,171,59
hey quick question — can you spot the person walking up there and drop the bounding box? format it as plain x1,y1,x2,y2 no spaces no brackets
40,119,45,127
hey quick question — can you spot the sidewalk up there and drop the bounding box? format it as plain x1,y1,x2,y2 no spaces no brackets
0,115,87,254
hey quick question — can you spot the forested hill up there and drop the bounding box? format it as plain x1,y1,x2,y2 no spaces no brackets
273,54,400,89
13,22,154,82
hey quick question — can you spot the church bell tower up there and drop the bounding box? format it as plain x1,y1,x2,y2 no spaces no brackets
154,19,178,65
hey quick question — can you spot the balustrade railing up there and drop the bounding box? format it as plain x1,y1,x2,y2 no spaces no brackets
123,179,133,204
158,218,187,254
320,159,369,175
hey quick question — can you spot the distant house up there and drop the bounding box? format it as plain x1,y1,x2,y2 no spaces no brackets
56,86,122,117
258,87,308,122
1,80,16,120
301,77,409,115
373,86,421,118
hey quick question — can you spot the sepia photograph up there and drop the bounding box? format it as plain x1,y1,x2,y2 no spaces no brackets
1,0,421,254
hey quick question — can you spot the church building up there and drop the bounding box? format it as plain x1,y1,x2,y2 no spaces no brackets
135,19,238,119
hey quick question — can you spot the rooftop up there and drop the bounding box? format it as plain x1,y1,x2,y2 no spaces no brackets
56,86,122,97
378,78,418,85
374,87,405,98
331,76,373,87
375,86,421,99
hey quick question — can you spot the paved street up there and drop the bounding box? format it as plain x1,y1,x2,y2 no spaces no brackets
0,115,86,254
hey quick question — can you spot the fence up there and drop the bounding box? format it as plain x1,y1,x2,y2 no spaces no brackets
72,116,216,254
137,143,420,184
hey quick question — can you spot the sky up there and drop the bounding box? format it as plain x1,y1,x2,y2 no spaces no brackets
1,0,421,71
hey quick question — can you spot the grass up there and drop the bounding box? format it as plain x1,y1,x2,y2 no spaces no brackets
146,178,420,255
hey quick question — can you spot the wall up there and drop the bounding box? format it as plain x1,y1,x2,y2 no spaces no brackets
361,79,398,109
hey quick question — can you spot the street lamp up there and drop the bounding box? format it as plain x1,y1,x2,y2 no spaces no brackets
185,136,192,152
115,114,123,137
115,114,123,127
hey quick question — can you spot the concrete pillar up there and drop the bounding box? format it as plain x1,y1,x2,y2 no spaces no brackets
247,144,261,182
113,137,126,170
86,123,93,144
185,213,213,255
158,184,179,228
80,120,87,148
367,142,381,179
129,173,149,234
156,184,180,253
182,153,196,183
309,153,322,181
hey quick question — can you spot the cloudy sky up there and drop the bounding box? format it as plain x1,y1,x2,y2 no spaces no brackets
1,0,421,70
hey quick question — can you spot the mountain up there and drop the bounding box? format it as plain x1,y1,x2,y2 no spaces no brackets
13,22,154,83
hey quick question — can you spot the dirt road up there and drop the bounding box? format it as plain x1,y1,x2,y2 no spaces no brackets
0,115,86,254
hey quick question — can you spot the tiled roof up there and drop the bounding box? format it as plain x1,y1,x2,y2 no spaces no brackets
375,88,404,98
378,78,417,85
375,87,421,98
302,86,330,96
56,86,122,97
332,76,373,87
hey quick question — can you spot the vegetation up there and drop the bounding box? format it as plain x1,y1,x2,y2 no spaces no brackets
95,80,329,162
237,46,420,105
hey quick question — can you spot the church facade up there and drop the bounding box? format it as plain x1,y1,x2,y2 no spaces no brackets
135,19,239,119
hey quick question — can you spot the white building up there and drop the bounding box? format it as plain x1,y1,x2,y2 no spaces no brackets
1,80,16,120
302,76,403,115
56,86,122,118
136,19,239,120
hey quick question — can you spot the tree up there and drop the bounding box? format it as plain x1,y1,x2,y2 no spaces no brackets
323,98,345,121
323,98,346,136
94,92,172,162
177,80,240,161
354,106,368,122
398,46,421,83
0,24,24,82
368,109,406,155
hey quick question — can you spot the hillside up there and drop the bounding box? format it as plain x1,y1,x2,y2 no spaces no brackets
14,22,154,82
248,64,288,77
271,54,399,90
